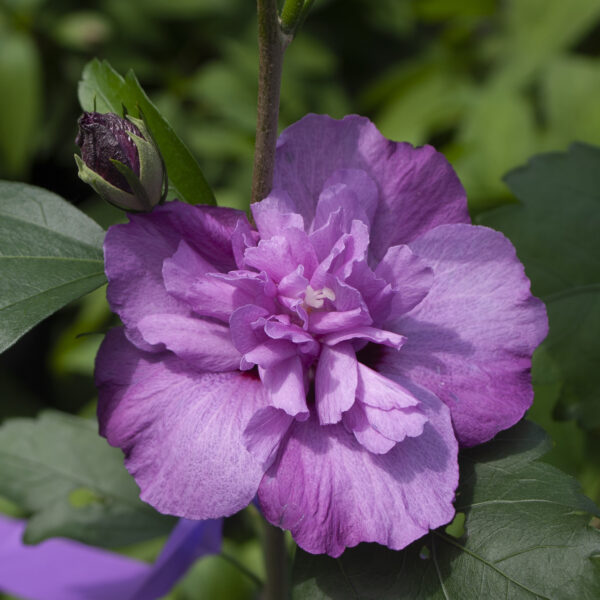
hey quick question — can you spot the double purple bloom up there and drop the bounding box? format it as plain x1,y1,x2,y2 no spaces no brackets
96,115,547,557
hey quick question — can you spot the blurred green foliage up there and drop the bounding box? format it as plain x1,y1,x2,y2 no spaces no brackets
2,0,600,210
1,1,600,598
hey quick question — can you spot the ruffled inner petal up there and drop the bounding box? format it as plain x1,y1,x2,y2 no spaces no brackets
309,308,372,335
315,342,358,424
244,237,300,283
251,190,305,239
229,305,270,353
260,356,308,418
311,220,370,287
375,244,433,318
321,326,405,349
357,363,420,410
362,403,427,442
313,168,378,233
243,406,294,469
342,402,396,454
244,340,298,368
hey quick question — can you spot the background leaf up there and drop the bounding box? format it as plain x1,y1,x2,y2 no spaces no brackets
491,0,600,88
0,411,175,548
292,421,600,600
452,85,536,206
542,57,600,149
78,58,215,206
0,181,106,353
0,29,42,179
478,143,600,430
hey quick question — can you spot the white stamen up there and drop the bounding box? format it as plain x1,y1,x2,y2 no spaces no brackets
304,285,336,309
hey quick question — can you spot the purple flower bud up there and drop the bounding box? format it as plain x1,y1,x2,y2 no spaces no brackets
74,111,166,212
75,112,142,193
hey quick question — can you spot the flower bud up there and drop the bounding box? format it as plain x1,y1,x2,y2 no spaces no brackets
75,111,166,212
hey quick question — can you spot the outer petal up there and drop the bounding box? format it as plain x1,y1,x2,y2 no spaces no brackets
381,224,548,446
96,328,267,519
161,240,216,305
137,314,240,372
273,114,469,262
105,202,245,349
258,387,458,557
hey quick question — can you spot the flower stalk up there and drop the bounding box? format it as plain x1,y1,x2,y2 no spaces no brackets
251,0,289,205
251,2,308,597
262,521,288,600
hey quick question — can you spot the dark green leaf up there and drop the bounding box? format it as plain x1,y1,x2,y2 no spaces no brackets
0,411,175,548
0,181,106,353
292,421,600,600
78,58,215,206
478,143,600,428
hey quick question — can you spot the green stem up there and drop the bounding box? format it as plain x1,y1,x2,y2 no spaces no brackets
262,522,288,600
251,0,290,205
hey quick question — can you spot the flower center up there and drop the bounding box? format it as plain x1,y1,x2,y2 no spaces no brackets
303,285,336,310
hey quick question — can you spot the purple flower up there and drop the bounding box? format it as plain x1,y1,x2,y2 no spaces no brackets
95,115,547,557
0,515,221,600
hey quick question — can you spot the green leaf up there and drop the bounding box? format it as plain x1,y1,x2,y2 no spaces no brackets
0,181,107,353
292,421,600,600
0,411,175,548
527,347,587,478
478,143,600,428
78,58,215,206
